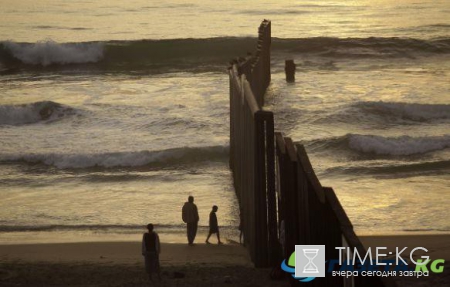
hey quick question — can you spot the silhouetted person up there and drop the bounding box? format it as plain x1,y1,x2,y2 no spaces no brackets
182,196,199,245
206,205,222,244
141,223,161,281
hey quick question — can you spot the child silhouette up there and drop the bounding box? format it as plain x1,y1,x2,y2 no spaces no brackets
205,205,222,244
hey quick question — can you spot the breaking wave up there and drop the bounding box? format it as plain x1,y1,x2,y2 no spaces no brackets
308,134,450,156
354,101,450,122
324,159,450,177
274,37,450,58
347,134,450,156
0,101,75,125
312,101,450,126
1,37,449,72
1,40,103,66
0,146,229,169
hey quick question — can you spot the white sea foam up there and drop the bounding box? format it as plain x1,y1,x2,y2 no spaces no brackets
3,40,104,66
348,134,450,156
0,146,229,169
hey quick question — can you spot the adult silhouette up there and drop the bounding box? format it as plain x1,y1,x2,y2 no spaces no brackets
182,196,199,245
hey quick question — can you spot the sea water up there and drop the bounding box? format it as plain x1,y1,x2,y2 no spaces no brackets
1,0,449,243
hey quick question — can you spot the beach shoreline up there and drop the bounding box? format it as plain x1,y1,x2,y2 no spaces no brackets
1,228,449,245
0,241,288,287
0,229,242,245
1,234,449,286
0,241,251,266
2,234,449,263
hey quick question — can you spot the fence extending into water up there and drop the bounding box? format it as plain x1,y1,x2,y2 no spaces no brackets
229,20,397,287
229,20,276,267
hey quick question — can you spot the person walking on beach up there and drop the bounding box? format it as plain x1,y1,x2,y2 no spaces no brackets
206,205,222,244
142,223,161,281
182,196,199,245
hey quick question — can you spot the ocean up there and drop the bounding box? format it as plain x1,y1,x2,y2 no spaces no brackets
1,0,449,243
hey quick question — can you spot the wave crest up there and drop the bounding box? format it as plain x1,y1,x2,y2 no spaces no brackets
312,101,450,127
1,37,449,72
348,134,450,156
324,159,450,177
0,146,229,169
2,40,103,66
307,134,450,156
356,101,450,122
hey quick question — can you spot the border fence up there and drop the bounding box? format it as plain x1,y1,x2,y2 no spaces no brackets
229,20,276,267
228,20,397,287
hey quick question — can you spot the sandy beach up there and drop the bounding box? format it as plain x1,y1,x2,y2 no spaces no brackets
0,234,449,286
0,241,252,266
0,240,288,287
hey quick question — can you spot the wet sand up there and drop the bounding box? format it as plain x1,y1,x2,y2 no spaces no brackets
0,234,449,286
